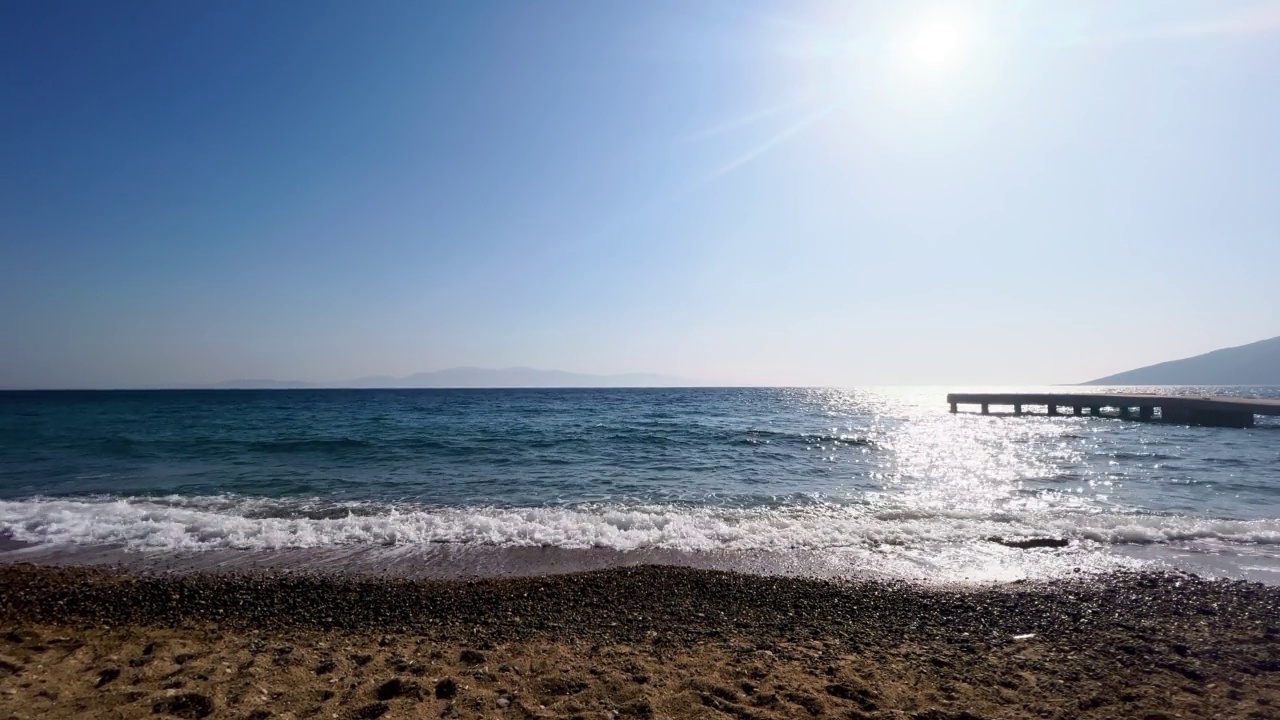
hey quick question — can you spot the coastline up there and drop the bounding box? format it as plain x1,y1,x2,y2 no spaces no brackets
0,563,1277,718
0,540,1153,584
6,536,1279,587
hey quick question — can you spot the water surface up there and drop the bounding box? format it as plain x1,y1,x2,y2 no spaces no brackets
2,387,1277,582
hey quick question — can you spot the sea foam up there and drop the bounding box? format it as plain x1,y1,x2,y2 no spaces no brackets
1,495,1277,554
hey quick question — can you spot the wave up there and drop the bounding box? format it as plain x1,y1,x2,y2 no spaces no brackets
92,435,146,458
245,438,375,454
28,428,877,460
0,496,1277,554
1107,451,1179,461
733,430,876,447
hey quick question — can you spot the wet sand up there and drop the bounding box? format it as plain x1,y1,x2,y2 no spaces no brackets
0,563,1278,719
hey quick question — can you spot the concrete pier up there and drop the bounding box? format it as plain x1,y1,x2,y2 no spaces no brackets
947,392,1280,428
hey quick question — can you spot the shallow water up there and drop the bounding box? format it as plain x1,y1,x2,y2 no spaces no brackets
1,387,1277,582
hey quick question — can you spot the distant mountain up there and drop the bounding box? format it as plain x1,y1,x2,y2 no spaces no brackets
210,367,692,389
1085,335,1280,385
203,379,316,389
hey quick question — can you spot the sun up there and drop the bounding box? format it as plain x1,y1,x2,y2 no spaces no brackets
909,22,963,67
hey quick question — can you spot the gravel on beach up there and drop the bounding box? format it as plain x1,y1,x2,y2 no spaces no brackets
0,563,1277,719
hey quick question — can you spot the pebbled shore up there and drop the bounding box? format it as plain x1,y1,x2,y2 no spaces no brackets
0,563,1278,719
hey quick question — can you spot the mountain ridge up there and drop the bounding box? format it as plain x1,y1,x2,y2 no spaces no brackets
1084,335,1280,385
208,367,694,389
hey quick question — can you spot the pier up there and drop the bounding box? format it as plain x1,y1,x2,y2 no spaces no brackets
947,392,1280,428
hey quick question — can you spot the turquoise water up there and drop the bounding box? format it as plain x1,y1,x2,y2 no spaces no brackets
1,387,1278,581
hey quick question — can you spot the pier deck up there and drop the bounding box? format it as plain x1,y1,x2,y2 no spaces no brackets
947,392,1280,428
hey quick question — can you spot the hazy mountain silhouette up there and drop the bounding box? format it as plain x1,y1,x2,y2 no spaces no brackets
210,367,692,389
346,367,690,388
203,379,316,389
1085,335,1280,385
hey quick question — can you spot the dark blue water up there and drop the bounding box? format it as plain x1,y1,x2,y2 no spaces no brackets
1,387,1278,581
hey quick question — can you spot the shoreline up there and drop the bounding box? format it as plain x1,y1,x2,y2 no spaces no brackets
0,564,1278,718
5,538,1280,587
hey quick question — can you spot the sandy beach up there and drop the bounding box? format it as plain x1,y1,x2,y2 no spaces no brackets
0,563,1277,719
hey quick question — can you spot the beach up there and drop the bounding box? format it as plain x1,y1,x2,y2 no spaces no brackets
4,389,1280,718
1,563,1277,719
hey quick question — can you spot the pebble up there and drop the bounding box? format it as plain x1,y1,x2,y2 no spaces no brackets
0,564,1276,671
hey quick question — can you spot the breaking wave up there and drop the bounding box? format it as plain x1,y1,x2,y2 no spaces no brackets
1,495,1277,553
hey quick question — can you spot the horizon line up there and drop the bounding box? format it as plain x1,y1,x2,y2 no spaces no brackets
3,383,1235,392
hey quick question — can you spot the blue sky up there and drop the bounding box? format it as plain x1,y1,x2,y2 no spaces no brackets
2,0,1278,388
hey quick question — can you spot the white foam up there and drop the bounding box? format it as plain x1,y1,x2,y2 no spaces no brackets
1066,518,1280,546
1,495,1278,556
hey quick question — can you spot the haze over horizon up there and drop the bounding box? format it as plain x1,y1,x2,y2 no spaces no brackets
3,0,1278,389
7,331,1280,389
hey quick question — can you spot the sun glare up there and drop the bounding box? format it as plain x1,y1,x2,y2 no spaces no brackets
909,22,963,68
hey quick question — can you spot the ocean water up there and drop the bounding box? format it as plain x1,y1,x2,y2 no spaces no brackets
1,387,1278,583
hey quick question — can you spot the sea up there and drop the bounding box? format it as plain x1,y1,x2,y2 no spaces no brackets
1,387,1278,584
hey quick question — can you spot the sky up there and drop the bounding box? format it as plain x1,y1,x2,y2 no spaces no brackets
2,0,1278,388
